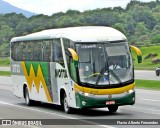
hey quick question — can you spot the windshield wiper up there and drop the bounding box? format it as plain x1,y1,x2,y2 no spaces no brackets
95,65,122,86
95,57,110,86
95,67,105,87
80,82,95,87
109,70,122,84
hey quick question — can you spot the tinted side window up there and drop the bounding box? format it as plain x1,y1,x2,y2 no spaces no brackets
42,40,52,62
33,41,42,61
11,42,26,61
52,39,64,67
11,39,64,65
11,40,51,62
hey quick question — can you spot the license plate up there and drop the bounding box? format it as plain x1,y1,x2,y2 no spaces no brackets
106,101,115,105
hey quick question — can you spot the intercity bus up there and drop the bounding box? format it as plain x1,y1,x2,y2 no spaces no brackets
10,26,142,113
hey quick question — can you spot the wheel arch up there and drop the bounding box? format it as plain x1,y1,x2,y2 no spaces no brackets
60,87,67,105
23,83,28,98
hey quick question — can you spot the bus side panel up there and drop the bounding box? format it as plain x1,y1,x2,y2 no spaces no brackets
11,61,25,98
50,63,70,105
50,62,77,108
12,75,26,98
50,62,59,104
20,61,53,103
11,61,77,107
68,80,77,108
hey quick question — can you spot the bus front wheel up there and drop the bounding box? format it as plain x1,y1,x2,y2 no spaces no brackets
62,93,72,114
24,87,33,106
108,106,118,113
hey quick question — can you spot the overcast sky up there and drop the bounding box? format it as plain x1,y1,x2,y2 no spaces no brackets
3,0,156,15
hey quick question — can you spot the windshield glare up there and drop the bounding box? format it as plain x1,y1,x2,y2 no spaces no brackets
76,42,133,86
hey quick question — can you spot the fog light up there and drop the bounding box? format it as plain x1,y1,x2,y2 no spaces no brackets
82,101,86,105
132,97,135,102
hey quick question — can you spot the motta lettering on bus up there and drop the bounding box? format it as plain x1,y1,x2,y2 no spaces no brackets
12,64,20,73
55,69,68,78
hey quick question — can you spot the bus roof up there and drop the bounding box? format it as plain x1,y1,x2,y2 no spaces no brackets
11,26,127,42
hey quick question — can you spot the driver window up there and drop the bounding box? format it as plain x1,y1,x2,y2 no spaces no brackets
109,57,121,70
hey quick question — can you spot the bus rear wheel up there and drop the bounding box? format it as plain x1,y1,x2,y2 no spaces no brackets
108,106,118,113
24,87,33,106
62,93,72,114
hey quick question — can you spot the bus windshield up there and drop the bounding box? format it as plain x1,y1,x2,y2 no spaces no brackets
75,42,133,87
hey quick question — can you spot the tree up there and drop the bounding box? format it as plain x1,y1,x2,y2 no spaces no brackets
0,24,15,43
0,24,15,56
135,22,149,37
139,35,151,45
132,5,156,29
4,13,26,28
112,23,127,36
151,34,160,43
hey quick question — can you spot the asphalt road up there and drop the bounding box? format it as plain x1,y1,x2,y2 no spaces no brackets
0,67,10,71
0,76,160,128
135,70,159,81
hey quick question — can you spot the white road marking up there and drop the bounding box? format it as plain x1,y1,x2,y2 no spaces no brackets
0,100,116,128
139,98,160,103
122,106,160,116
0,100,76,119
136,89,160,94
132,106,160,114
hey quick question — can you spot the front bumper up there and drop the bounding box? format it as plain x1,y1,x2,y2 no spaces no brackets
76,91,135,109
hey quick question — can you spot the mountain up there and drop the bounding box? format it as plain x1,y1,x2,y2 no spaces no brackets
0,0,36,17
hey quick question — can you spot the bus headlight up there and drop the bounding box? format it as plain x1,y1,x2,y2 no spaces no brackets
128,89,134,94
83,92,93,97
76,89,92,97
84,93,89,97
76,89,83,95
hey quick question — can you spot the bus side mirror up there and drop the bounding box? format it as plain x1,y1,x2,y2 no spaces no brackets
129,45,142,63
68,48,79,62
65,49,72,59
67,48,79,82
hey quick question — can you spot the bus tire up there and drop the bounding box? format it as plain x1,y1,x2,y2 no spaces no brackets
156,71,159,76
62,93,72,114
24,87,33,106
108,106,118,113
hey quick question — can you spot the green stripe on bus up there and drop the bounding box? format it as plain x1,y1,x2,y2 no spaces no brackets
24,62,49,86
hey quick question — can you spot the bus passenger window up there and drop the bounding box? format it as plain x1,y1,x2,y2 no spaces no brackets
20,43,26,61
25,51,30,61
53,39,64,67
11,42,20,61
42,40,51,62
34,46,41,61
44,47,50,62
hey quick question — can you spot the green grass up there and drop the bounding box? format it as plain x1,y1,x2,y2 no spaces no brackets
135,79,160,90
132,46,160,70
0,71,11,76
134,62,159,70
0,58,10,66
